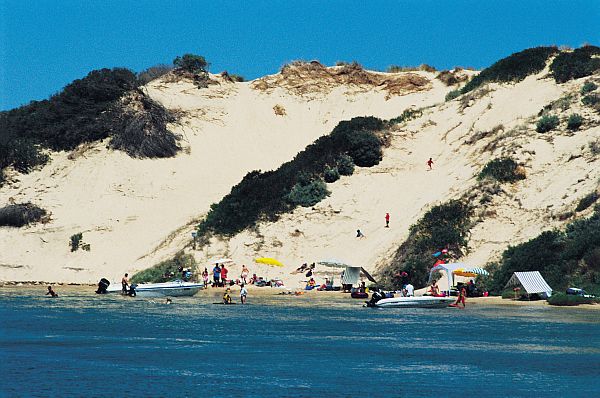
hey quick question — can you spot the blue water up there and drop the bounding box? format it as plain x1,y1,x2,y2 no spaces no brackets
1,288,600,397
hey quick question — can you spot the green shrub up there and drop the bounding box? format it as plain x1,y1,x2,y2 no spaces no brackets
229,74,245,82
547,292,599,306
0,203,47,227
131,251,197,283
1,68,139,176
381,200,473,289
582,93,600,107
536,115,560,133
445,89,461,101
323,167,340,183
287,178,329,207
387,108,423,125
567,113,584,130
462,47,558,94
576,191,599,212
489,207,600,294
197,116,384,235
336,154,355,176
70,233,83,252
173,54,209,74
550,45,600,83
581,81,598,94
478,158,525,182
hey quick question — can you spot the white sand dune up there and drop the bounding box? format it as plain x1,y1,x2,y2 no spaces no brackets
1,65,598,287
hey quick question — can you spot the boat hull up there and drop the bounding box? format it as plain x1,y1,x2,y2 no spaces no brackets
106,281,203,297
373,296,455,308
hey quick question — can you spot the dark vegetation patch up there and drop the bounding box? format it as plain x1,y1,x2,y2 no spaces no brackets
137,64,174,85
567,113,584,131
461,47,558,94
581,93,600,109
575,191,599,212
436,69,468,86
445,89,461,101
287,177,330,207
547,292,599,306
478,158,525,182
581,81,598,95
536,115,560,133
105,91,180,158
0,203,48,227
131,251,197,283
323,166,340,183
489,207,600,294
197,117,384,236
380,200,473,289
549,45,600,83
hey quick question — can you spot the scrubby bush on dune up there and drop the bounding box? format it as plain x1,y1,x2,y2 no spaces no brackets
197,116,384,236
336,154,355,176
489,207,600,294
287,178,329,207
581,93,600,108
105,91,180,158
131,251,197,283
461,46,558,94
581,81,598,94
567,113,584,131
381,200,473,289
478,158,525,182
550,45,600,83
173,54,209,74
576,191,599,212
536,115,559,133
445,89,461,101
0,203,47,227
323,166,340,183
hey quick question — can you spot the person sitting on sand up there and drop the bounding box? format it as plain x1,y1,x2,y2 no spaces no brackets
305,278,317,290
428,280,440,296
250,273,258,284
356,229,366,238
46,286,58,297
223,288,232,304
296,263,308,273
240,284,248,304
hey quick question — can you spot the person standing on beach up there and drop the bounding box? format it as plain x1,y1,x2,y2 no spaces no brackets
221,264,229,286
240,284,248,304
241,264,249,284
46,286,58,297
121,273,129,295
385,212,390,228
454,286,467,308
213,264,221,286
427,157,434,170
202,268,209,288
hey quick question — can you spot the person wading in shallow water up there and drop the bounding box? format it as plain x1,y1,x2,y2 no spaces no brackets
46,286,58,297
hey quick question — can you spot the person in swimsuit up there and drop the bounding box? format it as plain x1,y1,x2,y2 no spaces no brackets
202,268,209,289
240,284,248,304
241,265,249,284
46,286,58,297
121,273,129,295
222,288,232,304
455,287,467,307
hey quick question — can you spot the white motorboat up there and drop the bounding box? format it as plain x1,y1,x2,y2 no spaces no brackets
105,280,204,298
366,295,455,308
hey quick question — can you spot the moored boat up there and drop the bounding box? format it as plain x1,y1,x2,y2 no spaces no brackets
367,295,455,308
105,280,203,297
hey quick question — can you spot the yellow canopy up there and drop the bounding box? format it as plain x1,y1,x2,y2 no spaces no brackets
254,257,284,267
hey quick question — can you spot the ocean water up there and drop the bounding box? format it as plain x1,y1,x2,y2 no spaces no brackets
1,288,599,397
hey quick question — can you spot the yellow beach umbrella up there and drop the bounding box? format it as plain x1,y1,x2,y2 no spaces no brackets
453,267,489,277
254,257,284,267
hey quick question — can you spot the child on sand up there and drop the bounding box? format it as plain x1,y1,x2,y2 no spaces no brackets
240,284,248,304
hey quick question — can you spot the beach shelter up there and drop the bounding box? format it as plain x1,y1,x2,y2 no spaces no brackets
453,267,489,277
504,271,553,298
428,262,472,294
254,257,284,281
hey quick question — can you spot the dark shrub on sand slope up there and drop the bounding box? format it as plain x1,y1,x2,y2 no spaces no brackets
0,203,47,227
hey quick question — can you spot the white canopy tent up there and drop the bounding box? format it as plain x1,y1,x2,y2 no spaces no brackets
428,262,476,294
504,271,553,298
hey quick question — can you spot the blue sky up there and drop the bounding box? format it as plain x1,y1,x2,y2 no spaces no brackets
1,0,598,110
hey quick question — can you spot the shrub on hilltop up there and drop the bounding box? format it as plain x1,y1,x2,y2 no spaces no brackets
461,46,558,94
381,200,473,289
478,158,525,182
197,116,384,236
550,45,600,83
173,54,209,74
137,64,174,85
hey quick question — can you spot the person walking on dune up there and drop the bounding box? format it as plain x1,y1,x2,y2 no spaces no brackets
427,157,434,170
385,212,390,228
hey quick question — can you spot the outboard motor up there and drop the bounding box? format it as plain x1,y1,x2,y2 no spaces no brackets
128,284,137,297
366,289,386,307
96,278,110,294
